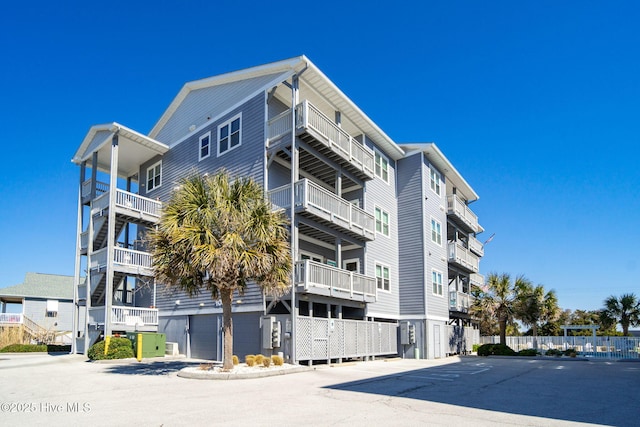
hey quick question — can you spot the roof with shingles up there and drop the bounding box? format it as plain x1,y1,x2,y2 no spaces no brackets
0,273,79,300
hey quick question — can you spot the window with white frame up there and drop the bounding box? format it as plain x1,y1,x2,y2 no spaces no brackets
46,299,59,318
431,218,442,245
375,263,390,291
375,207,389,236
146,161,162,192
430,167,441,196
199,131,211,161
374,150,389,183
432,270,443,296
218,114,241,156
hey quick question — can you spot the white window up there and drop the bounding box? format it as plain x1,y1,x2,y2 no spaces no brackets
147,161,162,192
432,270,443,296
431,218,442,245
374,150,389,183
199,131,211,161
46,299,59,318
430,167,441,196
218,114,242,156
375,263,390,291
300,252,322,263
375,207,389,237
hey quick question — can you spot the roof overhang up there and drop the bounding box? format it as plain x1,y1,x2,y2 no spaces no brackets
401,143,479,202
72,123,169,177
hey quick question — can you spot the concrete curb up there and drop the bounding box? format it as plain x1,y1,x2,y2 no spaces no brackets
177,365,313,380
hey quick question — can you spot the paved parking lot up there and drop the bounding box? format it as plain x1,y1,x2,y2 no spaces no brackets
1,353,638,426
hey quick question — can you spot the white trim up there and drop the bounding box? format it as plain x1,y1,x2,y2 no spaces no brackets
431,268,444,297
217,113,242,157
430,216,443,247
426,314,450,322
299,250,323,263
429,166,442,197
374,261,391,293
198,131,211,161
146,160,162,192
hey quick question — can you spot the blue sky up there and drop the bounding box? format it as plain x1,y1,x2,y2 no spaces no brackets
1,1,638,311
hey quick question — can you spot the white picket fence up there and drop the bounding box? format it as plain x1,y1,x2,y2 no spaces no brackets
481,335,640,359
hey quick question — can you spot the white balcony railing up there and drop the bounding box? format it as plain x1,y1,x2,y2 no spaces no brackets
111,306,158,326
267,100,375,179
90,247,153,272
448,242,479,273
447,194,481,233
470,273,485,289
449,291,470,312
115,189,162,218
269,179,375,240
81,179,109,200
468,236,484,257
295,260,377,301
0,313,23,324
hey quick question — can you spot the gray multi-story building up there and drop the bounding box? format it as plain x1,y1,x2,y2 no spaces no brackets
71,56,483,362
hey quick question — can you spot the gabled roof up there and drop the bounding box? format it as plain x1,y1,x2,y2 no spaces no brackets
148,56,405,160
401,143,479,202
0,273,78,300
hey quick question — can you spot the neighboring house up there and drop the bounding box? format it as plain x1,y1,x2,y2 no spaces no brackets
71,56,484,361
0,273,76,344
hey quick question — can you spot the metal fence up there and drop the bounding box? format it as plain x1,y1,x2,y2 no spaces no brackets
481,335,640,359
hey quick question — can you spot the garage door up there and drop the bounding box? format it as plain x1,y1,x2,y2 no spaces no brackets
189,314,219,361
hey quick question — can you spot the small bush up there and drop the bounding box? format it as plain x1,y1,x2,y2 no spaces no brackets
564,348,578,357
254,354,265,365
546,349,563,357
272,355,284,366
517,349,539,357
47,344,71,353
477,344,516,357
88,337,134,360
472,344,481,353
0,343,47,353
244,355,255,363
262,357,271,367
232,355,239,365
198,363,214,370
246,355,256,367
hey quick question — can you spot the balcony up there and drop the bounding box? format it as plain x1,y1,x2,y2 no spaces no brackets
449,291,471,313
448,242,479,273
90,247,154,277
295,260,377,303
447,194,482,234
267,100,375,181
468,236,484,257
470,273,485,289
269,179,375,241
0,313,23,324
88,183,162,223
88,306,158,332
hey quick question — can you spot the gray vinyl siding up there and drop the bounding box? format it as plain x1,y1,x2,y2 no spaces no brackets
23,298,74,332
155,72,290,144
159,315,188,356
299,240,336,262
145,93,267,313
397,153,425,315
363,136,399,317
268,161,290,190
423,157,450,319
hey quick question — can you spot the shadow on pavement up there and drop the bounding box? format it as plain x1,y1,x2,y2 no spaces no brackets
323,357,638,426
103,359,212,376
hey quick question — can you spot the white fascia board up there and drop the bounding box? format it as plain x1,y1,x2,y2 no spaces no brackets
149,56,307,139
401,142,479,202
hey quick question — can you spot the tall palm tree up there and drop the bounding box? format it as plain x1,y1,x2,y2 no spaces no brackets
516,283,560,348
471,273,529,345
601,293,640,336
150,171,292,370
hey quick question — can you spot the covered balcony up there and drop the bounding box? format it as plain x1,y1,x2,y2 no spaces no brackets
90,247,154,277
447,194,482,234
269,179,375,241
448,242,479,273
88,306,158,332
468,236,484,257
268,100,375,181
470,273,485,289
295,259,377,303
449,291,471,313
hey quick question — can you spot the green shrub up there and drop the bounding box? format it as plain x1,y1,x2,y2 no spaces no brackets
546,349,563,357
262,357,271,367
472,344,481,353
477,343,516,356
232,355,239,365
47,344,71,353
271,355,284,366
87,337,134,360
0,343,47,353
563,348,578,357
517,348,539,357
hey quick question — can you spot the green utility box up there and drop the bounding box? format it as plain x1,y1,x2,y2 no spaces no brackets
126,332,166,358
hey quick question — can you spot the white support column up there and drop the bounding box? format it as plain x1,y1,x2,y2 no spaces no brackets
71,161,86,354
290,75,299,364
104,134,119,337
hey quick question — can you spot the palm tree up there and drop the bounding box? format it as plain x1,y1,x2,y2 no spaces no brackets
150,171,292,370
471,273,529,345
516,283,560,348
601,293,640,336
